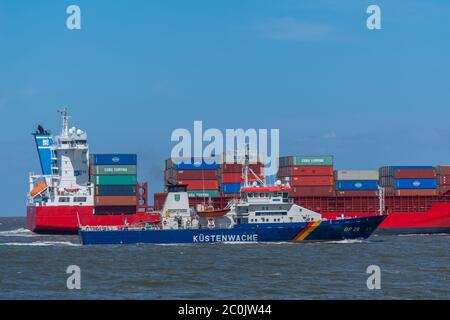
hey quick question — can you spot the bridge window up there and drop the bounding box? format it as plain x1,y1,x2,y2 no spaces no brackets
255,211,288,216
73,197,87,202
58,197,70,203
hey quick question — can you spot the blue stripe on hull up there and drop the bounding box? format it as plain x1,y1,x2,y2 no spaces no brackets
80,223,306,245
305,216,386,241
79,216,386,245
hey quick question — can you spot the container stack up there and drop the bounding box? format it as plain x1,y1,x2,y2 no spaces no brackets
220,162,264,196
90,154,138,207
437,166,450,195
278,156,335,196
379,166,438,196
335,170,379,196
165,158,220,197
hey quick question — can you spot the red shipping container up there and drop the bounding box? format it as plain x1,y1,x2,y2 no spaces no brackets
221,172,242,183
285,175,334,187
221,172,264,183
174,170,218,180
281,165,334,177
394,169,436,179
394,189,438,196
335,190,379,197
438,175,450,186
221,163,262,174
177,180,218,190
437,166,450,175
289,186,334,197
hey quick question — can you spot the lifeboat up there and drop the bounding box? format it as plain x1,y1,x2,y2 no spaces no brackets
30,181,48,198
196,206,230,218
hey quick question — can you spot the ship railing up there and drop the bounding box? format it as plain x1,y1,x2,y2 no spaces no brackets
80,224,162,232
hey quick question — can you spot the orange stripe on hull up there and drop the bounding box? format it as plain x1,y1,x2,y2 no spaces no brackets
294,221,322,241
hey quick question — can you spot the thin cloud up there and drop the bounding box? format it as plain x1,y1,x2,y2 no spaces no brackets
323,131,337,139
256,17,332,41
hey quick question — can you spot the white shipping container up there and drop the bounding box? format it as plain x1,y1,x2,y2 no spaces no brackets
335,170,379,181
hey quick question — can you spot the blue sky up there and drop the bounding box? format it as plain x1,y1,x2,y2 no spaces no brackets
0,0,449,215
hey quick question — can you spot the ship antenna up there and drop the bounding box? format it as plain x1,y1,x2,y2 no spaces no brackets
58,107,70,137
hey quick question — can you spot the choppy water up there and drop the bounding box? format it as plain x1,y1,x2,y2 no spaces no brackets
0,217,449,299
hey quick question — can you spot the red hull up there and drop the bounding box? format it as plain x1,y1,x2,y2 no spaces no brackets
321,204,450,234
27,205,160,234
154,193,450,235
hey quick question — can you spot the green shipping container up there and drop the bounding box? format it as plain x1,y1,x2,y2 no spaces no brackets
280,156,333,166
94,175,137,185
92,165,137,175
187,190,219,198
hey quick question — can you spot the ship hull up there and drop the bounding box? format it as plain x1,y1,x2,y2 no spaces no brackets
28,202,450,235
321,203,450,235
27,205,160,234
79,216,386,245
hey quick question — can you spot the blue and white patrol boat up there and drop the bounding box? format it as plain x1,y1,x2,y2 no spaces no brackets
79,152,386,245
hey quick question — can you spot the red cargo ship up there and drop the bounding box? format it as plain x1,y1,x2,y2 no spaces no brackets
28,111,450,235
27,110,159,234
153,193,450,235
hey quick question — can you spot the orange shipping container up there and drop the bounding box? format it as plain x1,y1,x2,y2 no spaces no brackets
394,189,438,196
95,196,137,206
177,180,218,190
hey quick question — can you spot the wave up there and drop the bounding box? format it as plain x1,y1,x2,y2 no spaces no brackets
0,241,80,247
322,239,366,244
398,233,450,237
0,228,35,237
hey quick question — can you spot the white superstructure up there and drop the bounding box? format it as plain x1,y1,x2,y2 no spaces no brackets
28,108,94,207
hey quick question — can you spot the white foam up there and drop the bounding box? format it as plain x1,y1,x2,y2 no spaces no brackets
0,241,80,247
398,233,450,237
0,228,35,237
323,239,365,244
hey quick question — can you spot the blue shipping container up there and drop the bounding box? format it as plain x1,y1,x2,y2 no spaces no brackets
395,178,437,189
92,154,137,165
95,185,137,196
222,183,241,194
335,180,379,191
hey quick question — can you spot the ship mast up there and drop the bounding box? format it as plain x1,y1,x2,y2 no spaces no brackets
58,107,70,137
378,186,385,215
243,144,249,187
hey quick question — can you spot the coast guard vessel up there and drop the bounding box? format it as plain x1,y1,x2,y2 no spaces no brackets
79,151,386,245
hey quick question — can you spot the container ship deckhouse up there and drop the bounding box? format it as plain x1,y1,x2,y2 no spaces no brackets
26,109,159,234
